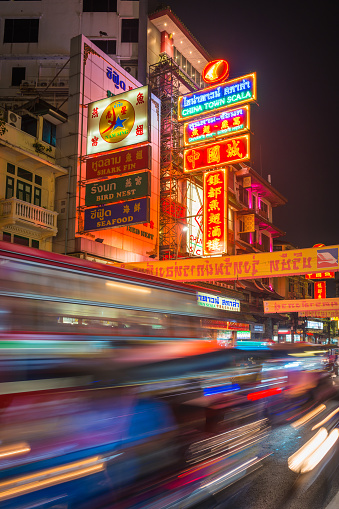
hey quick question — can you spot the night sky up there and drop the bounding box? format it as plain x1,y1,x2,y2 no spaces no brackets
160,1,339,249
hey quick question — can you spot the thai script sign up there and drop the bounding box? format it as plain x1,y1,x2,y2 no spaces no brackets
184,134,250,172
119,245,339,282
184,106,249,146
84,197,150,231
87,85,149,155
264,297,339,314
106,66,132,92
197,292,240,311
85,171,150,206
86,144,150,180
305,272,335,279
299,310,339,318
315,281,326,299
202,319,248,330
178,73,256,121
203,169,227,256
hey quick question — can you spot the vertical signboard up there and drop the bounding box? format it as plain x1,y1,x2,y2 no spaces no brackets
315,281,326,299
203,168,227,256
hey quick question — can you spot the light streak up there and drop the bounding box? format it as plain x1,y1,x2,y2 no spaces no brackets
312,406,339,430
288,428,328,473
291,404,326,428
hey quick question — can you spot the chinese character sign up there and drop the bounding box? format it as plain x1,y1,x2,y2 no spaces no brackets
305,272,335,280
184,134,250,173
178,73,256,121
203,169,227,256
184,106,249,146
84,197,150,232
85,171,150,206
86,144,150,180
315,281,326,299
87,85,149,155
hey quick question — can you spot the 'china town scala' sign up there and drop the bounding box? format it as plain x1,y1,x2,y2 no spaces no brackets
87,85,149,155
178,73,256,121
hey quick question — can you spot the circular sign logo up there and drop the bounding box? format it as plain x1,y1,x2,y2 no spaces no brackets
202,59,230,85
99,99,135,144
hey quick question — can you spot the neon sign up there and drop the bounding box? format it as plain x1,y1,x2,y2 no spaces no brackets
202,59,229,85
197,292,240,311
183,106,250,146
184,134,250,173
315,281,326,299
178,73,256,121
203,169,227,256
305,272,335,279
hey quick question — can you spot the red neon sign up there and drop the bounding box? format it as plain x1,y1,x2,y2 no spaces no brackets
202,59,230,85
184,134,250,173
183,106,250,147
305,272,335,280
203,169,227,256
314,281,326,299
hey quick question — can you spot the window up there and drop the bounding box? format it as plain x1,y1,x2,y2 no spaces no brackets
6,176,15,199
90,39,116,54
83,0,117,11
187,61,192,76
228,208,234,232
7,163,15,175
174,47,181,66
35,175,42,186
17,180,32,203
238,185,249,206
259,200,269,219
34,187,41,206
17,167,33,182
121,19,139,43
181,56,187,71
4,19,39,43
13,235,30,247
261,233,270,252
11,67,26,86
32,239,39,249
21,115,38,137
42,119,56,147
2,233,11,243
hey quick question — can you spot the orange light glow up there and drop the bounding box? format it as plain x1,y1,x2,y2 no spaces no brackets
291,404,326,428
202,59,230,84
0,443,31,459
106,281,151,293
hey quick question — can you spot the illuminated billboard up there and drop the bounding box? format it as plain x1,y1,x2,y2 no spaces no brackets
178,73,256,121
84,197,150,231
305,272,335,280
197,292,240,311
85,171,150,207
86,144,150,180
203,169,227,256
314,281,326,299
87,85,149,155
183,105,250,146
184,134,250,173
202,59,230,85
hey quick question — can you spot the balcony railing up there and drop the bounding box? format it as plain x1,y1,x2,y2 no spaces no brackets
0,198,58,235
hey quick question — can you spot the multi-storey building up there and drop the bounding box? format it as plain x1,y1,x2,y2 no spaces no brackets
0,3,292,340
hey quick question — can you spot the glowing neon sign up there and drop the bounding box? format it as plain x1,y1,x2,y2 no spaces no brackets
305,272,335,279
202,59,229,85
184,134,250,173
183,106,249,146
203,168,227,256
178,73,256,121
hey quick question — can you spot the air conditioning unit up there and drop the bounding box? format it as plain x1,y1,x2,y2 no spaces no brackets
7,111,22,130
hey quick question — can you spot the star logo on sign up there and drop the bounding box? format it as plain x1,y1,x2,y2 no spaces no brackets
113,115,127,130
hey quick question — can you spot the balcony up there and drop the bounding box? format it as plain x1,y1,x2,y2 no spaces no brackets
0,198,58,238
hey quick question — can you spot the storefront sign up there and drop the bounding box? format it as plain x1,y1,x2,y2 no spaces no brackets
120,245,339,282
315,281,326,299
299,310,339,318
203,169,227,256
197,292,240,311
264,297,339,314
305,272,335,279
178,73,256,121
84,197,150,231
85,171,150,206
237,331,251,339
184,106,249,146
184,134,250,173
87,85,149,155
86,144,150,180
306,320,323,330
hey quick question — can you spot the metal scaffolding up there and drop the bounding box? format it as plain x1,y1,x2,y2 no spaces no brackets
149,55,197,259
